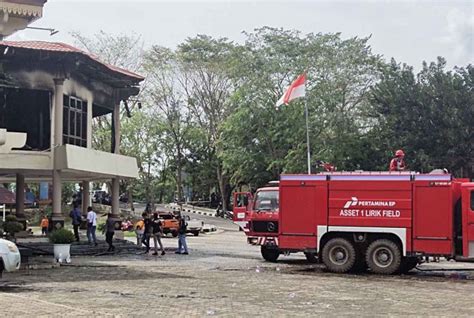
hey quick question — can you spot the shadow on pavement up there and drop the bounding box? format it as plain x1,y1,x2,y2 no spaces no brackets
2,260,194,287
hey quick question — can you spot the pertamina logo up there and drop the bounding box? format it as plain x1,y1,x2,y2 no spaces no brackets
343,197,396,208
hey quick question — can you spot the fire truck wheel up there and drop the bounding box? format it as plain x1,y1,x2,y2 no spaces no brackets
322,238,356,273
261,246,279,262
366,239,401,275
304,252,318,263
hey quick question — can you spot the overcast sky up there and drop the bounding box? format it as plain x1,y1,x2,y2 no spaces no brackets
7,0,474,69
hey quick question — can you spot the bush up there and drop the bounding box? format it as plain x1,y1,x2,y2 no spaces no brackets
5,215,17,222
49,228,75,244
97,222,106,234
4,221,24,236
3,215,24,236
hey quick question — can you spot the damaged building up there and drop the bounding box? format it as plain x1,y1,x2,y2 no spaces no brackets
0,40,144,229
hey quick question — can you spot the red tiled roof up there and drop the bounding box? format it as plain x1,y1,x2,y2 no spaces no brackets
0,40,145,81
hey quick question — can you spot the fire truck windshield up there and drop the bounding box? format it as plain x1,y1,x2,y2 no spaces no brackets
254,190,279,212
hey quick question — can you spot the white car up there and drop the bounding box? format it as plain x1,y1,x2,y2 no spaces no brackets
0,238,21,277
184,215,203,236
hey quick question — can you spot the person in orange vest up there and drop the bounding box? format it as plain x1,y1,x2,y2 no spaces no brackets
135,216,145,246
389,149,406,171
40,214,49,236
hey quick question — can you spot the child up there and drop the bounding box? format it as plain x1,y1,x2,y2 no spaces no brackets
40,215,49,236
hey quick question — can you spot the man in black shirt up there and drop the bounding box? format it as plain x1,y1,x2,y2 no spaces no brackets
176,215,189,255
105,213,115,252
142,212,152,254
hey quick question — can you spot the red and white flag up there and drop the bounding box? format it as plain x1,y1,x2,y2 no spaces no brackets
276,73,306,107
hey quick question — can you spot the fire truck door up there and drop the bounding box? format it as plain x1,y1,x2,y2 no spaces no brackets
233,192,252,222
462,185,474,257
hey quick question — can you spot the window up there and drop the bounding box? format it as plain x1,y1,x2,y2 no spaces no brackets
254,190,279,212
63,95,87,147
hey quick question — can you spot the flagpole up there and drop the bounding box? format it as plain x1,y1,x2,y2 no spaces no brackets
304,98,311,175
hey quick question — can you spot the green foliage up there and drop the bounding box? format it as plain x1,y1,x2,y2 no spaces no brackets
70,29,473,209
370,58,473,178
3,216,23,236
49,228,76,244
97,222,106,234
5,215,17,222
62,183,76,205
220,27,383,187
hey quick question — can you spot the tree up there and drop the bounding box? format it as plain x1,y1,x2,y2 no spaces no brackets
370,58,473,178
177,35,238,211
220,27,383,189
143,46,194,203
120,110,163,206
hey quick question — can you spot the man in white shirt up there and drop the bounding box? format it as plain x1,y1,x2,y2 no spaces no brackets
86,206,98,246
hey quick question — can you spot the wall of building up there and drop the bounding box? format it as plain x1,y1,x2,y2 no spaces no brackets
1,69,110,151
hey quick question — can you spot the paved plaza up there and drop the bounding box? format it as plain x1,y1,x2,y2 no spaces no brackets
1,216,474,317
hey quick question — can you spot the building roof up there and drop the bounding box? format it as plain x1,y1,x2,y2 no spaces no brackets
0,40,145,81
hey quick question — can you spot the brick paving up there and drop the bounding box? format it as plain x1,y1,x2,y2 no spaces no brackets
1,223,474,317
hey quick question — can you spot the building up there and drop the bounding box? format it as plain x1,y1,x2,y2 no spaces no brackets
0,0,47,39
0,40,144,229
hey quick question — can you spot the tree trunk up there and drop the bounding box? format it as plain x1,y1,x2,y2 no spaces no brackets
216,165,228,214
158,165,167,204
176,143,184,203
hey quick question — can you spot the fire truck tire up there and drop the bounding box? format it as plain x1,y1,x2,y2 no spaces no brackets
304,252,318,263
366,239,401,275
261,246,279,262
322,238,356,273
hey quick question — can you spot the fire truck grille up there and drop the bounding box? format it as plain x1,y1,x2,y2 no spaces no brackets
251,221,279,233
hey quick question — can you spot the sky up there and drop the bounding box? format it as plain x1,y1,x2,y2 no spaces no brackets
7,0,474,69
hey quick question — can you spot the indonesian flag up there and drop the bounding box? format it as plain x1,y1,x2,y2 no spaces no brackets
276,73,306,107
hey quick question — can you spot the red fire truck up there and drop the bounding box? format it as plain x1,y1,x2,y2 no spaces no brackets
234,171,474,274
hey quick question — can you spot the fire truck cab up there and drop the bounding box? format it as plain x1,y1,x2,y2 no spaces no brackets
233,183,282,260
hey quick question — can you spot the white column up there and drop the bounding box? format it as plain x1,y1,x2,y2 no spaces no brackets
82,181,90,216
111,102,120,217
87,98,93,148
53,78,64,150
52,78,65,227
15,174,25,222
111,101,122,237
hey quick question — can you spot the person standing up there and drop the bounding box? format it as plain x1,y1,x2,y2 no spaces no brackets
135,216,145,246
389,149,407,172
69,203,82,242
175,215,189,255
142,212,153,254
40,214,49,236
86,206,98,246
105,213,115,252
151,212,165,256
